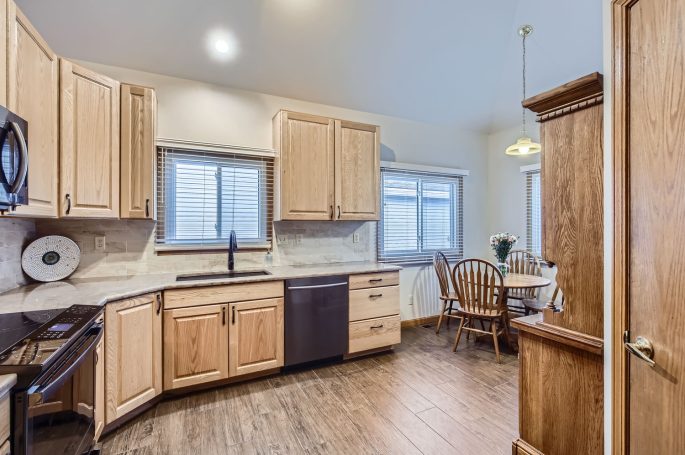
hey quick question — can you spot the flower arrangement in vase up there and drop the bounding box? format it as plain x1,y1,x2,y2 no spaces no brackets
490,232,518,276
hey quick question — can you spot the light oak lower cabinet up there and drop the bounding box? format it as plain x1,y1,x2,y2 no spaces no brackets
105,293,162,424
163,304,229,390
229,298,284,377
60,59,120,218
348,272,400,354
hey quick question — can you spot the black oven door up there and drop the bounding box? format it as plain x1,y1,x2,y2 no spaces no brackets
14,324,102,455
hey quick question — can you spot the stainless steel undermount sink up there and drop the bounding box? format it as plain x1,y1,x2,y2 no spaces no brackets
176,270,271,282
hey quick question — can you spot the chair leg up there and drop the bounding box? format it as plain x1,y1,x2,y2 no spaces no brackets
446,301,454,328
491,319,501,364
466,318,472,340
452,317,466,352
479,319,486,331
436,300,448,334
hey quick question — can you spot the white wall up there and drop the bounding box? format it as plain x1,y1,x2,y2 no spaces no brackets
75,60,490,321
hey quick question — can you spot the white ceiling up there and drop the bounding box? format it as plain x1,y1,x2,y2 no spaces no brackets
16,0,603,133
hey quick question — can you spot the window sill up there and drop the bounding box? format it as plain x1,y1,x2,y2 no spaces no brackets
155,243,271,254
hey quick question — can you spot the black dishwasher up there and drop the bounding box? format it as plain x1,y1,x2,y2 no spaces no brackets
285,275,349,367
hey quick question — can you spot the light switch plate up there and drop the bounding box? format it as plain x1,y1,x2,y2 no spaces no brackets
95,236,106,252
277,235,289,245
353,233,360,243
295,234,303,244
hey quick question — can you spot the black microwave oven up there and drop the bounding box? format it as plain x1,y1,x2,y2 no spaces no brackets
0,105,28,213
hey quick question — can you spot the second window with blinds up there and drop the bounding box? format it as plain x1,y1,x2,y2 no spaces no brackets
526,169,542,257
156,147,274,249
378,167,464,264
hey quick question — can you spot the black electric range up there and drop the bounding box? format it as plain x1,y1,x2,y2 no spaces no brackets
0,305,103,455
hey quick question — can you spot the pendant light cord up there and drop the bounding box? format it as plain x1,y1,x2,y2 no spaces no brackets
521,31,527,137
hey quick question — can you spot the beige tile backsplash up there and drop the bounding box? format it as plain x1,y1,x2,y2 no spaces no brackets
0,219,37,293
30,219,376,279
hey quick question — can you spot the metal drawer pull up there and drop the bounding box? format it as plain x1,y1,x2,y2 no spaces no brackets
65,194,71,215
370,324,384,329
222,306,226,325
288,282,347,290
232,306,236,325
369,294,383,299
145,198,150,218
369,278,383,283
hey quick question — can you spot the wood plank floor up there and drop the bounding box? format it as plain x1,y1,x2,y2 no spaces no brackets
101,323,518,454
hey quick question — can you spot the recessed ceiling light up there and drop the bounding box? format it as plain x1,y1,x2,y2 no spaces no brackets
206,29,239,62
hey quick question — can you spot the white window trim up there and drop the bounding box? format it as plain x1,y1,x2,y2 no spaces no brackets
381,161,470,177
520,163,541,173
156,137,277,159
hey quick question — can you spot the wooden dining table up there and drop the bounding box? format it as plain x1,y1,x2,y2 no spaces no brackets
500,273,551,351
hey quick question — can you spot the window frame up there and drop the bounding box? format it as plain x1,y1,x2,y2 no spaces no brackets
377,164,466,265
156,144,274,252
524,166,542,258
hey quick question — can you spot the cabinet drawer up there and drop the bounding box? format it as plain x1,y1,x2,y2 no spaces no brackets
164,281,284,309
349,271,399,290
349,315,401,353
349,285,399,321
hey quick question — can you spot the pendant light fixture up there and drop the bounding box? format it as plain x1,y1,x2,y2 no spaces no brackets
505,25,541,156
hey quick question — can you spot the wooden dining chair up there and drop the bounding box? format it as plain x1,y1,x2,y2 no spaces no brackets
451,259,510,363
433,252,462,334
505,250,542,314
523,284,564,315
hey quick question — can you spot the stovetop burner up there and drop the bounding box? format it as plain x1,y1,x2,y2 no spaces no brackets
0,309,66,356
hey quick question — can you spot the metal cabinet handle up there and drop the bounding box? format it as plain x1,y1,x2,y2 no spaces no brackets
624,333,655,367
145,198,150,218
156,293,162,315
65,194,71,215
370,324,384,329
232,306,236,325
222,306,226,325
369,278,383,283
330,205,333,220
369,294,383,299
337,205,341,219
8,121,28,195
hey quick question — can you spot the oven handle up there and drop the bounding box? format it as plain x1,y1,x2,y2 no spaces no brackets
27,326,102,403
8,121,28,195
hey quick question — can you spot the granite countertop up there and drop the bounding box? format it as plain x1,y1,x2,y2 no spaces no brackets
0,262,401,314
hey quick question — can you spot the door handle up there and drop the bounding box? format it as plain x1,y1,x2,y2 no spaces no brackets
156,293,162,315
8,121,28,195
222,306,226,325
65,194,72,215
330,205,333,220
624,333,655,367
232,306,236,325
145,198,150,218
337,205,341,219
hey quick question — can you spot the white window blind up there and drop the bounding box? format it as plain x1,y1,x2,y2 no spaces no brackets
377,168,463,264
157,147,274,249
526,170,542,257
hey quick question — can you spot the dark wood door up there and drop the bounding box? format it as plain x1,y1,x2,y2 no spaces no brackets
615,0,685,453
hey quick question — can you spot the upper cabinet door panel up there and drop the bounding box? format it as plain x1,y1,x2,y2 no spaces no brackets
278,111,334,220
121,84,156,219
5,2,59,218
60,59,120,218
335,120,380,220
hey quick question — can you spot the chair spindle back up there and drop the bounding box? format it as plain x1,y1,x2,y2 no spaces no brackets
433,252,452,298
452,259,504,314
507,250,542,299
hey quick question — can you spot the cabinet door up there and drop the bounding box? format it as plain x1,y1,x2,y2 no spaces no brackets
277,111,334,220
121,84,156,219
94,335,105,441
334,120,380,220
163,304,229,390
60,59,120,218
4,2,59,217
105,293,162,424
229,298,284,377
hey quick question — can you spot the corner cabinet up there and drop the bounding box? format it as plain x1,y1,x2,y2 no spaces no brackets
229,297,284,377
104,293,162,424
273,110,380,221
120,83,156,219
4,1,59,218
60,59,120,218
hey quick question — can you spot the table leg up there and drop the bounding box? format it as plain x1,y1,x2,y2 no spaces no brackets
501,288,518,353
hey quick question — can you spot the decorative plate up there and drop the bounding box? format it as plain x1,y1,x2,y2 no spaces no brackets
22,235,81,282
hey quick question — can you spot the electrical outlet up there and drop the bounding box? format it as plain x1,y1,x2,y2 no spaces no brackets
95,236,106,252
353,232,360,243
408,294,414,305
295,234,303,244
277,235,289,245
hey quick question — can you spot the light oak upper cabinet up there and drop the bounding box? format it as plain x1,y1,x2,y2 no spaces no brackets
5,1,59,217
335,120,380,220
105,293,162,424
273,110,380,221
60,59,120,218
120,84,156,219
274,111,335,220
163,304,229,390
229,297,284,377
